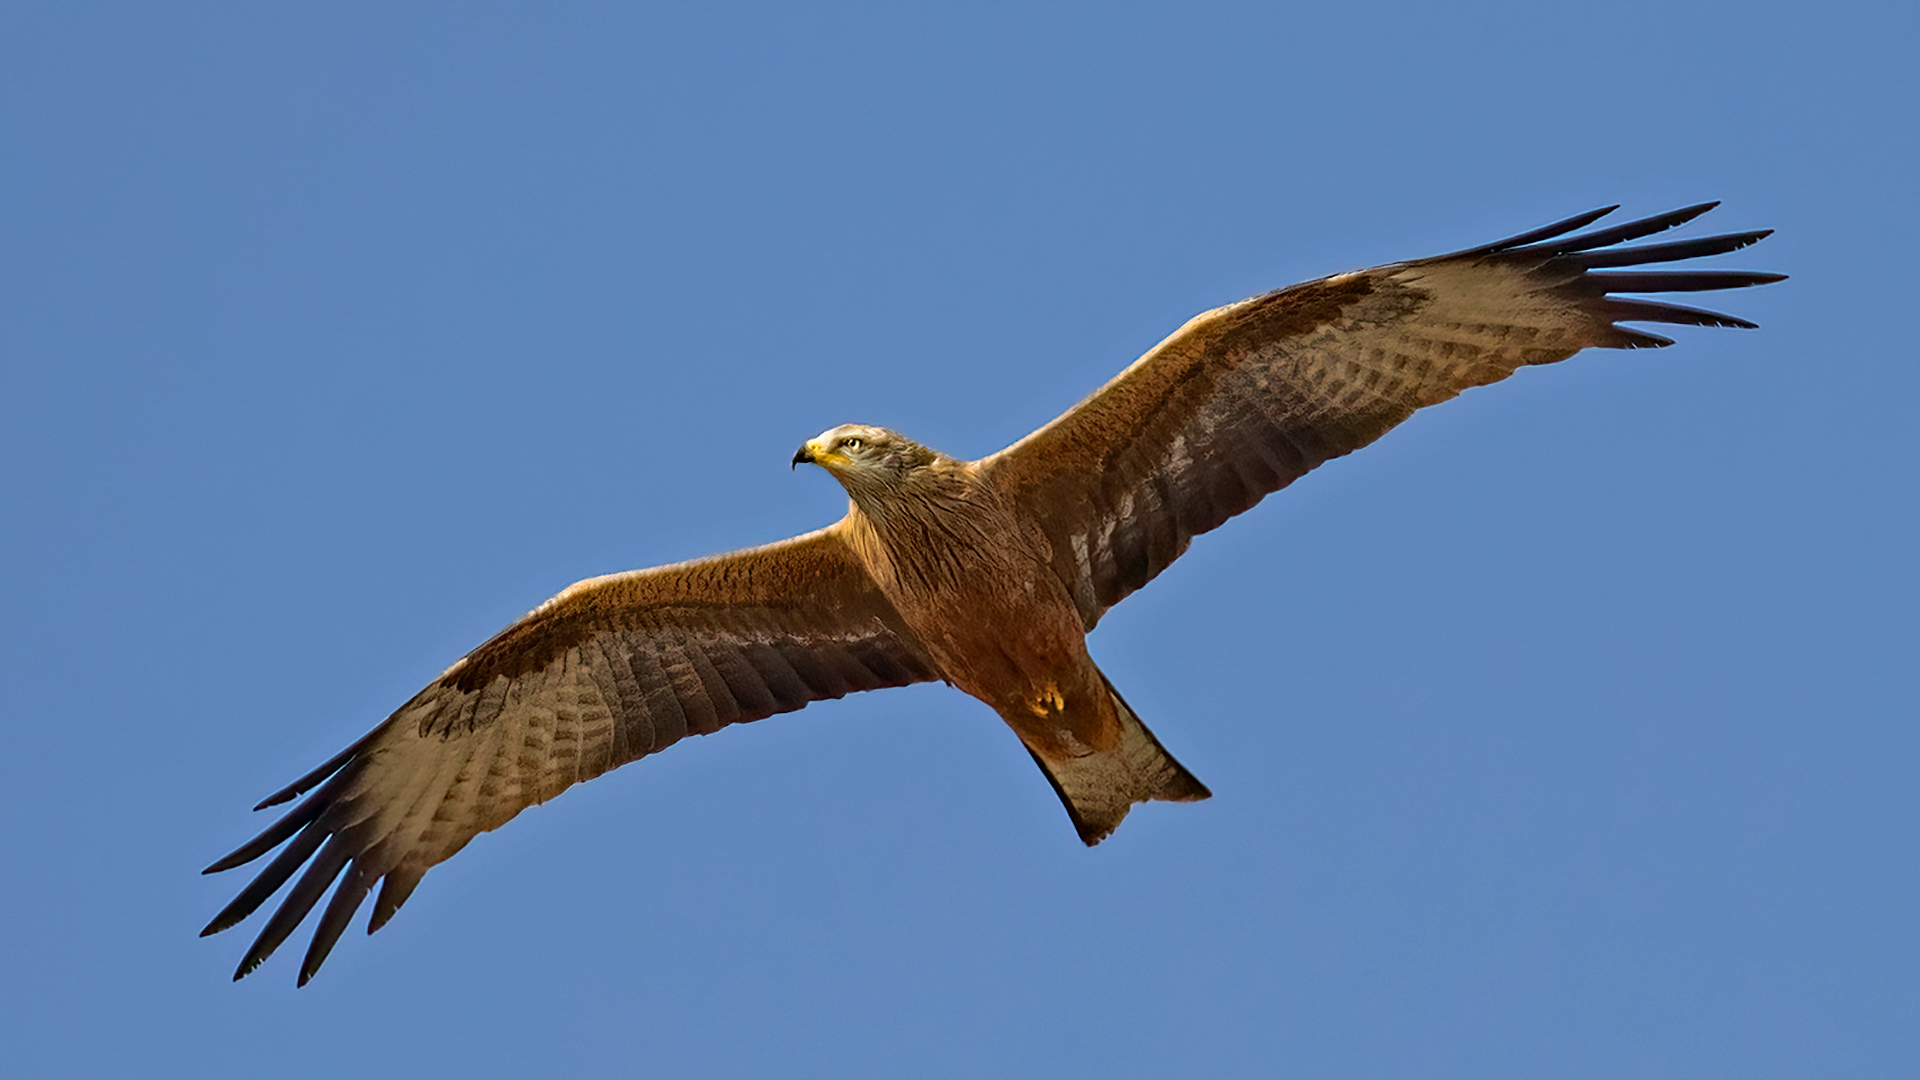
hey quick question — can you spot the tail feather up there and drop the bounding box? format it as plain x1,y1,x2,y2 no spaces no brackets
1028,676,1209,845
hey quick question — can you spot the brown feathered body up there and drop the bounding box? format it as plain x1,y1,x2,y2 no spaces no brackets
203,202,1783,984
821,433,1211,843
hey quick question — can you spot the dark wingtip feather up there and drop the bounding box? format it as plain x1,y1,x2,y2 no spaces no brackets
231,836,351,983
1573,230,1775,268
1586,270,1788,293
251,732,374,810
1606,297,1761,329
1614,328,1677,348
204,766,356,874
1528,202,1721,257
1442,205,1619,259
367,867,425,934
298,866,374,986
199,819,330,936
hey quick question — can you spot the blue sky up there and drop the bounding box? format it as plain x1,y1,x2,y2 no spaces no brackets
2,3,1914,1077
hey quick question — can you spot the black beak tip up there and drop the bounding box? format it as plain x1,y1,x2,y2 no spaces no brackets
791,446,812,469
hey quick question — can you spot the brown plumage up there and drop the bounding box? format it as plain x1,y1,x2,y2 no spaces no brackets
203,202,1783,984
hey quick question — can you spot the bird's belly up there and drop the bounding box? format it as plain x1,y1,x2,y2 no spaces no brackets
897,581,1115,754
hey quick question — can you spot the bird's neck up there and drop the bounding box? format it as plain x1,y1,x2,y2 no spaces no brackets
843,459,1016,596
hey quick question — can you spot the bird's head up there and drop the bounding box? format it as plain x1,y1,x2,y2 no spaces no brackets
792,424,939,497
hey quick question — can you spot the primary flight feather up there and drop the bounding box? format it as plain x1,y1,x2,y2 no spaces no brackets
204,202,1783,984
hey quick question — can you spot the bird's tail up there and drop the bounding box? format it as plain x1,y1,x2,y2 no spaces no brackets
1027,674,1210,846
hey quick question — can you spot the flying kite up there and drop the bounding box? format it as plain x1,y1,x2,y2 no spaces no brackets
204,203,1782,984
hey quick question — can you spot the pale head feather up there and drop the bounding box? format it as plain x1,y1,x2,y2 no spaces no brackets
800,424,938,490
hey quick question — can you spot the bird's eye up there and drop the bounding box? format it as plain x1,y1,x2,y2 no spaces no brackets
841,438,863,451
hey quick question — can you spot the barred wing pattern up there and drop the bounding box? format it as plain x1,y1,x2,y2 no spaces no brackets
202,524,939,984
982,204,1783,629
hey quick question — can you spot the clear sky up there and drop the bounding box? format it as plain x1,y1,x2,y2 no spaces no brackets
2,3,1914,1077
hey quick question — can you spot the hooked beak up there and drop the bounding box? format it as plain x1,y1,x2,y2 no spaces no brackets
791,442,815,469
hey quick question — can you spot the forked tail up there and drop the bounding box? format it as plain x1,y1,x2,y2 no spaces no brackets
1027,674,1210,845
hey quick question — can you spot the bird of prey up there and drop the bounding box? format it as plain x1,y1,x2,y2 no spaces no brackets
203,202,1782,985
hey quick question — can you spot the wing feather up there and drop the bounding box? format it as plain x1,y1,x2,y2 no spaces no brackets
982,204,1783,628
203,522,939,984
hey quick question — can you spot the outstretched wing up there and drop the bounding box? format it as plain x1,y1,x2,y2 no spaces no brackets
982,203,1784,629
202,523,940,984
